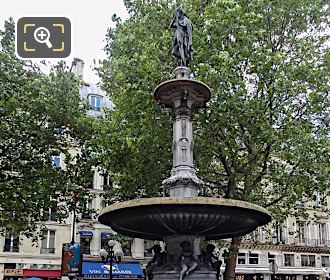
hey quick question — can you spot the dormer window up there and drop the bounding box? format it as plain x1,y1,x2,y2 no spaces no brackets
89,95,102,111
51,155,61,168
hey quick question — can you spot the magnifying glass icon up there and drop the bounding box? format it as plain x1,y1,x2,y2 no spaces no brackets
34,27,53,48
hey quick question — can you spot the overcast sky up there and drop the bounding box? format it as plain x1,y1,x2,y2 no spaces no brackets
0,0,129,83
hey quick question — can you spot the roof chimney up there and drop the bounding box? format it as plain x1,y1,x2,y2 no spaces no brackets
71,58,85,78
323,112,330,127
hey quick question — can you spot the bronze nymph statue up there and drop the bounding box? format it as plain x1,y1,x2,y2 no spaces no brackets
170,7,193,67
179,241,197,280
146,245,166,280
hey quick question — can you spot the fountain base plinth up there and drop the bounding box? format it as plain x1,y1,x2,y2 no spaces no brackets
153,270,217,280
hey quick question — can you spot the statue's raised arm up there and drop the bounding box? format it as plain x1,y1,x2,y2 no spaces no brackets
170,7,193,67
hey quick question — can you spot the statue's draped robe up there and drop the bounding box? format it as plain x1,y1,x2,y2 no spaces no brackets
172,16,193,66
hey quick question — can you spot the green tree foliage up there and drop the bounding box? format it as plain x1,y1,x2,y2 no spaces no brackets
112,233,133,254
99,1,174,202
101,0,329,212
100,0,329,278
0,19,98,237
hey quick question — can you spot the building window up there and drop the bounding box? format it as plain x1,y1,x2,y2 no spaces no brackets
268,253,275,264
273,222,285,244
257,227,265,243
89,95,102,111
79,231,93,255
102,172,108,186
237,253,246,264
40,230,55,254
82,200,93,220
81,238,91,255
321,256,330,267
284,254,295,266
245,232,257,243
318,223,327,245
297,221,307,244
7,211,15,219
86,181,94,189
315,192,323,209
51,156,61,168
295,199,305,208
101,232,113,249
248,253,259,264
101,172,113,190
301,255,315,267
30,264,38,269
101,199,110,208
41,208,57,221
49,208,57,221
3,232,19,253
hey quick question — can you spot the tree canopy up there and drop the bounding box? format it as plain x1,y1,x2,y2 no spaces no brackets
0,19,98,237
100,0,330,215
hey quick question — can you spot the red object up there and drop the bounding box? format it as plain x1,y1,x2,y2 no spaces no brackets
23,269,61,278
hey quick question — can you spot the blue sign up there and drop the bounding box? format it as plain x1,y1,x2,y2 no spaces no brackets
82,261,143,279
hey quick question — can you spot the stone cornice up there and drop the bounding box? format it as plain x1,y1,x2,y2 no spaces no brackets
239,243,330,254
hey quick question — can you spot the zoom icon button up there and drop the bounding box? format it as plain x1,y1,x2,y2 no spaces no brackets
16,17,71,59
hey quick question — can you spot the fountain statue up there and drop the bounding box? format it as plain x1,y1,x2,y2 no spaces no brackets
170,7,193,67
99,8,271,280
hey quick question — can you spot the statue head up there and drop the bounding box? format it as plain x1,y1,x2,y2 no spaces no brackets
206,244,216,253
175,7,186,19
151,244,162,253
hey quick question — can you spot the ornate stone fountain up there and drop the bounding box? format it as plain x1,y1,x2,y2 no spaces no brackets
99,8,271,280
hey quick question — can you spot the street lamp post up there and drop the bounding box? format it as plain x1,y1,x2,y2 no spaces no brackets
70,193,78,244
99,240,123,280
269,261,278,280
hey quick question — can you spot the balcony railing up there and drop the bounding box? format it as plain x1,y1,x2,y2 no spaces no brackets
290,238,330,247
144,251,153,257
40,248,55,254
318,240,330,246
82,212,92,220
82,246,91,255
41,213,58,222
243,237,330,247
3,245,19,252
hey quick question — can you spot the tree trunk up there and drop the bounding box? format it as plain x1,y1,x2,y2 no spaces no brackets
223,236,242,280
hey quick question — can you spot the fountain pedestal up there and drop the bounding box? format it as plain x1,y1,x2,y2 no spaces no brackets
154,67,210,198
153,270,217,280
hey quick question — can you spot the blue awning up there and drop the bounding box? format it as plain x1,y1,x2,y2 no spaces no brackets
79,230,93,237
82,261,143,279
101,232,113,239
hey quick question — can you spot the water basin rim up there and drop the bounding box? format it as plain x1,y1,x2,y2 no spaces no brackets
99,197,270,217
154,78,211,95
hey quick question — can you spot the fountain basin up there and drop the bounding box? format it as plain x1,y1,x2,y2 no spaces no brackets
154,77,211,110
98,197,271,240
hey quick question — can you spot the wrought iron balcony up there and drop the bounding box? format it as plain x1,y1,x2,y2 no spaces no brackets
242,236,330,247
290,238,330,247
3,245,19,252
81,246,91,255
40,247,55,254
82,212,92,220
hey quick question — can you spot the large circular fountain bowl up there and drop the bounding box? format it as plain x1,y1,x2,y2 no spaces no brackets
98,197,271,240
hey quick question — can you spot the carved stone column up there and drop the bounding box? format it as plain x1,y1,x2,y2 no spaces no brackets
154,67,211,198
